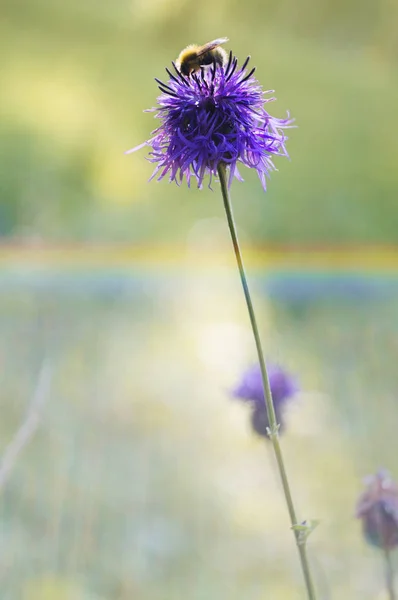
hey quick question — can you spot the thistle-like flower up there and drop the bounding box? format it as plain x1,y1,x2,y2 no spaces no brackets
128,44,317,595
232,363,298,438
356,469,398,550
126,50,293,189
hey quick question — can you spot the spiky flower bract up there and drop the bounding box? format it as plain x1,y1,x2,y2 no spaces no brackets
126,51,293,189
356,470,398,550
232,363,298,438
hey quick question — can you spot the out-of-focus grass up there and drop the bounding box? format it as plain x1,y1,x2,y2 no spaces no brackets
1,270,398,599
1,0,398,598
1,0,398,242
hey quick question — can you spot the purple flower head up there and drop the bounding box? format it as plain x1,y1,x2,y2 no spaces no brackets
126,49,293,189
233,363,299,407
356,469,398,550
232,363,298,438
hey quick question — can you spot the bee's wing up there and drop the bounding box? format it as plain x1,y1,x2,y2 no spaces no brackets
196,37,229,58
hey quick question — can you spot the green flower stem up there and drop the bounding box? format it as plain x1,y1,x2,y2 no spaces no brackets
384,548,396,600
217,163,317,600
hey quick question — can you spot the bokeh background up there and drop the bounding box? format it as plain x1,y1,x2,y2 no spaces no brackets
1,0,398,598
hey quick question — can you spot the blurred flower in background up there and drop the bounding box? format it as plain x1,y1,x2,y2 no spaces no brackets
3,0,398,596
356,469,398,550
232,363,298,438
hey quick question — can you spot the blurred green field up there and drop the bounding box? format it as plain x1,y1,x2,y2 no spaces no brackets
1,0,398,242
1,0,398,598
1,273,398,599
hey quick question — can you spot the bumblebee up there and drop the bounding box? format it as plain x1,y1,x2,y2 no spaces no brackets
176,37,229,77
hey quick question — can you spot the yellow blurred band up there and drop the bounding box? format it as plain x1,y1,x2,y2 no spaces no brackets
0,243,397,273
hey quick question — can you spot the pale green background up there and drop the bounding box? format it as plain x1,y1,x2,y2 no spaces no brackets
1,1,398,598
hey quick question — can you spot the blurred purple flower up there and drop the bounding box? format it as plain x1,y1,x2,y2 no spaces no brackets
232,363,298,437
356,469,398,550
126,51,293,189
